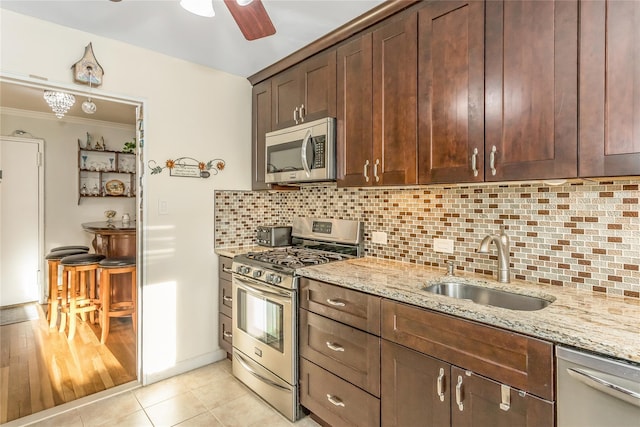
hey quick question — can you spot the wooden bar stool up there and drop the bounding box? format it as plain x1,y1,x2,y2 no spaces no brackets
59,253,105,340
45,247,89,328
99,257,136,344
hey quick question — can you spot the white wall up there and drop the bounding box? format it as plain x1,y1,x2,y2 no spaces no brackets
1,9,252,384
1,109,136,250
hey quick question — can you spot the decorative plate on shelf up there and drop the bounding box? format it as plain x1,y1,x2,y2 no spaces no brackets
105,179,125,196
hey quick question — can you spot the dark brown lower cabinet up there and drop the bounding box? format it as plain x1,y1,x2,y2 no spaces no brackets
300,358,380,427
381,340,450,426
381,340,555,427
218,256,233,355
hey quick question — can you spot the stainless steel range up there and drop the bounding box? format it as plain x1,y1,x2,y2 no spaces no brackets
231,217,363,421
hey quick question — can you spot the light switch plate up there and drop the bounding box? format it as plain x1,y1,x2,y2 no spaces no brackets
433,238,454,254
372,231,388,245
158,200,169,215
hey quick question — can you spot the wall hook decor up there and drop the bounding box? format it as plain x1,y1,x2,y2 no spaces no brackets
72,42,104,86
148,157,226,178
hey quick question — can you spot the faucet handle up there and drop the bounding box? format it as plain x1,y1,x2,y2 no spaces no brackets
446,260,455,276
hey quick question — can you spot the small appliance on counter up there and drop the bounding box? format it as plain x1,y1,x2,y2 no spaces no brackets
256,225,292,247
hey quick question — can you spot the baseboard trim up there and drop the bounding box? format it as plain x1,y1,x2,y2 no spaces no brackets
142,348,227,385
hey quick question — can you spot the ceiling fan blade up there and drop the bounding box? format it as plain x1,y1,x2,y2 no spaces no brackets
223,0,276,41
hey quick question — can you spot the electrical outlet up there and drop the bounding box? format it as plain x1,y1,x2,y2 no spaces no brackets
433,238,454,254
372,231,388,245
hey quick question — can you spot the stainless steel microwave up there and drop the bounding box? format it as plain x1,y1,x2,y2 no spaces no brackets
265,117,336,184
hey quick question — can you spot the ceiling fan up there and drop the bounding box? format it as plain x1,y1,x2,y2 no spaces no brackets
110,0,275,41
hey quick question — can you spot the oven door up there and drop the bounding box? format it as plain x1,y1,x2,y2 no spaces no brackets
232,274,296,384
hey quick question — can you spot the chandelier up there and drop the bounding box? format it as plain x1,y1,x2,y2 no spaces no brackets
43,90,76,119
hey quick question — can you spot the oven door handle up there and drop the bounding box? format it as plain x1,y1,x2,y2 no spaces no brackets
235,277,291,299
301,129,313,177
233,351,291,392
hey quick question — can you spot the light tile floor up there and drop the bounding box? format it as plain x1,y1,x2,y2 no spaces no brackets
31,359,320,427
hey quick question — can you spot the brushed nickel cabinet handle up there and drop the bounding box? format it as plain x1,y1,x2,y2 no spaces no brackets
326,394,345,407
222,266,233,274
294,107,299,124
374,159,380,182
456,375,464,411
326,341,345,352
299,104,305,122
222,295,233,302
490,145,497,176
223,331,233,338
326,298,346,307
363,160,370,182
437,368,446,402
471,147,479,177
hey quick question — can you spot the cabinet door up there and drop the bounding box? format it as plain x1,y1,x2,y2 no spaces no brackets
579,0,640,177
417,0,485,184
485,0,578,181
337,34,374,187
381,340,450,427
372,14,418,185
252,80,271,190
300,50,337,124
451,366,554,427
271,67,301,130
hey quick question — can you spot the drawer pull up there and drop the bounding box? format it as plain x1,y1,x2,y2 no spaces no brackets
223,331,233,339
223,295,233,302
326,341,345,352
437,367,445,402
326,394,345,407
222,266,233,274
326,298,345,307
456,375,464,411
500,384,511,411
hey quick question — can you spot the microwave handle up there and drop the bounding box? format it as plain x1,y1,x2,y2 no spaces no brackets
301,129,313,177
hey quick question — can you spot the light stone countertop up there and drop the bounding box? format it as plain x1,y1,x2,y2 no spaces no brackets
298,257,640,365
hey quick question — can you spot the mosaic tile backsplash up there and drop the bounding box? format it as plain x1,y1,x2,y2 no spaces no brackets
214,179,640,299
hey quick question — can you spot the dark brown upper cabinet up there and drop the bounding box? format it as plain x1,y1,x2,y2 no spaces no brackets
484,0,578,181
251,80,271,190
417,0,485,184
336,33,374,187
337,13,418,187
579,0,640,177
271,50,336,131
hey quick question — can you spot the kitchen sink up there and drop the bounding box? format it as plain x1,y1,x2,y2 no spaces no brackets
422,281,553,311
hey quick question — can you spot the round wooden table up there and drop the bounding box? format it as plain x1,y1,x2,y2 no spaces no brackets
82,220,136,258
82,221,137,303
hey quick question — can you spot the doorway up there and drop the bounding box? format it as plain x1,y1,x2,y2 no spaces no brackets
0,76,143,424
0,136,44,307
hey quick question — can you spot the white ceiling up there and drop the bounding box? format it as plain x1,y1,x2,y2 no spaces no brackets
0,0,384,124
0,0,385,78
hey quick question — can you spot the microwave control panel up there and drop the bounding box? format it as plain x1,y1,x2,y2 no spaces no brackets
312,136,325,168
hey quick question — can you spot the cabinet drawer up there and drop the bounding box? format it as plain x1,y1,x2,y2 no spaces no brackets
219,312,232,354
300,309,381,396
219,277,232,317
300,277,381,335
218,256,233,281
300,358,380,427
381,300,554,400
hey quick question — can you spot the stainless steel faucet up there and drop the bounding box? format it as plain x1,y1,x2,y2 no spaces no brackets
477,227,510,283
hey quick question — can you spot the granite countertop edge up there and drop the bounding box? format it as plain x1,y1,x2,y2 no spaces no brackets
297,257,640,365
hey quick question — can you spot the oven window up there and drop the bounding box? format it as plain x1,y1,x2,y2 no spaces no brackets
237,286,284,353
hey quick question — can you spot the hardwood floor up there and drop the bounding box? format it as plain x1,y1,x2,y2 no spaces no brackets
0,304,136,423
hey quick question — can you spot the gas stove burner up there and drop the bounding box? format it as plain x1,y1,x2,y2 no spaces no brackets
246,247,348,268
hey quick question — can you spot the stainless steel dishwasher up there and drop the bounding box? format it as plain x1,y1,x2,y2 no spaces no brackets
557,346,640,427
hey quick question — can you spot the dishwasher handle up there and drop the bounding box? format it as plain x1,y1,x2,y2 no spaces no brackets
567,367,640,408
